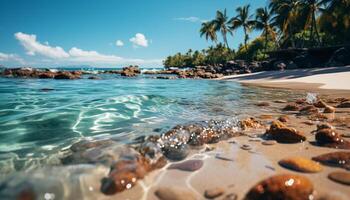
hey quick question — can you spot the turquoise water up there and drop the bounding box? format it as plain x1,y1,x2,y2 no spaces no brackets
0,74,300,172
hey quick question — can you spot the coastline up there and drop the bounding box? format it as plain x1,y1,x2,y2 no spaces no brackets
219,66,350,93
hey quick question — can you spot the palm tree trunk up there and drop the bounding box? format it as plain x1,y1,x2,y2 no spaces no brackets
223,34,230,49
265,31,268,59
244,27,248,60
313,11,321,46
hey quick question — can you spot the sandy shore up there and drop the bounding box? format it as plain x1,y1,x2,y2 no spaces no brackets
219,66,350,92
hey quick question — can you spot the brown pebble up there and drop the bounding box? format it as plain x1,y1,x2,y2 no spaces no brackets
167,160,203,172
312,151,350,170
274,100,287,103
222,193,238,200
265,121,306,143
204,187,225,199
328,171,350,185
279,157,323,173
256,102,270,107
262,140,277,145
245,174,314,200
342,133,350,138
155,187,197,200
278,115,289,123
283,103,300,111
337,101,350,108
241,144,252,150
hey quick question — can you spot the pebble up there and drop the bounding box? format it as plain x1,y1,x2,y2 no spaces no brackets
245,174,314,200
241,144,252,150
274,100,287,103
248,138,262,142
312,151,350,170
215,154,234,162
163,144,189,161
204,187,225,199
155,187,197,200
328,171,350,185
256,102,270,107
342,133,350,138
265,121,306,143
222,193,238,200
278,115,289,123
262,140,277,145
167,160,203,172
337,101,350,108
279,157,323,173
283,103,300,111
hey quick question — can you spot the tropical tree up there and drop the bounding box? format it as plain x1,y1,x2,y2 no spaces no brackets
255,7,277,56
200,21,218,44
212,9,232,48
269,0,304,47
229,5,255,53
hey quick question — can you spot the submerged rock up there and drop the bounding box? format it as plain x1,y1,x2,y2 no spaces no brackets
312,151,350,170
279,157,322,173
328,171,350,185
265,121,306,143
244,174,314,200
155,187,198,200
167,160,203,172
204,187,225,199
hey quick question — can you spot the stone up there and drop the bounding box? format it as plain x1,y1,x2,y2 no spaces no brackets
283,103,300,111
163,144,189,161
38,72,55,78
222,193,238,200
312,151,350,170
167,160,203,172
342,133,350,138
278,115,289,123
317,123,334,131
324,105,335,113
155,187,197,200
299,105,319,115
315,128,350,149
204,187,225,199
241,144,252,150
328,171,350,185
262,140,277,145
337,101,350,108
256,102,270,107
279,157,322,173
308,113,328,121
54,71,80,79
240,118,262,130
314,100,328,108
244,174,314,200
265,121,306,143
88,76,101,80
274,100,287,103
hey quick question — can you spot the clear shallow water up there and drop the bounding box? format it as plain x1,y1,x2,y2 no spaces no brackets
0,75,302,172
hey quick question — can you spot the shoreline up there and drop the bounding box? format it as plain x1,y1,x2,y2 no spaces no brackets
218,66,350,92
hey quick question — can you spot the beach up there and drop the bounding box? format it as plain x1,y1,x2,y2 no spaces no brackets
219,66,350,92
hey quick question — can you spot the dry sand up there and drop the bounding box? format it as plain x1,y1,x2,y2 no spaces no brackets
219,66,350,92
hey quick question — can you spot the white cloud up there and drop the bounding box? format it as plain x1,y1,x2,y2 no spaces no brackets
115,40,124,47
174,17,207,23
12,32,161,67
14,32,69,58
129,33,148,48
0,52,24,64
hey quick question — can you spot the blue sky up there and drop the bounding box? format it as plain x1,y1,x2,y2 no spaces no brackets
0,0,267,67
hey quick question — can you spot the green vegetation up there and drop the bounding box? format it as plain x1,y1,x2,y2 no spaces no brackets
164,0,350,68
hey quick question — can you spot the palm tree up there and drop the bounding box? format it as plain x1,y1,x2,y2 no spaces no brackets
255,7,277,55
212,9,232,48
229,5,255,53
200,21,218,44
269,0,303,48
300,0,325,46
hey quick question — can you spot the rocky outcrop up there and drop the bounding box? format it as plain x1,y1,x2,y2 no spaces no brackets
1,68,81,79
265,121,306,143
120,65,141,77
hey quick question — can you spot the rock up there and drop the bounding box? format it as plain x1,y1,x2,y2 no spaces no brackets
163,144,189,161
315,128,350,149
337,101,350,108
204,187,225,199
283,103,300,111
241,144,252,150
279,157,322,173
256,102,270,107
88,76,101,80
308,113,328,121
278,115,289,123
54,71,80,79
274,100,287,103
262,140,277,145
120,65,141,77
314,100,328,108
38,72,55,78
324,105,335,113
312,151,350,170
342,133,350,138
328,171,350,185
300,105,319,115
167,160,203,172
155,187,197,200
239,118,262,130
222,193,238,200
244,174,314,200
265,121,306,143
317,123,334,131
